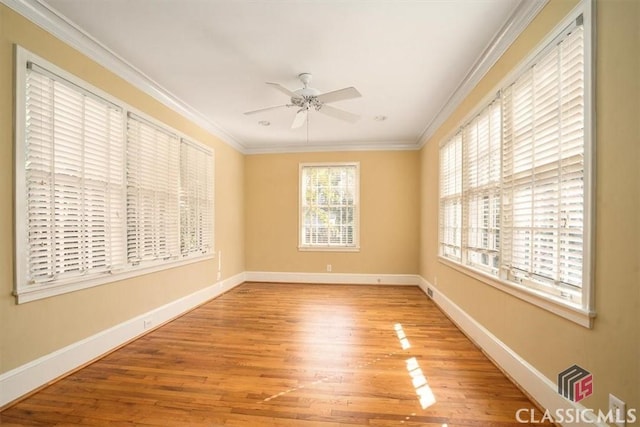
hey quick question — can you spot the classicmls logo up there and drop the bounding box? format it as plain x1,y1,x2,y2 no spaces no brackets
518,366,635,424
558,364,593,402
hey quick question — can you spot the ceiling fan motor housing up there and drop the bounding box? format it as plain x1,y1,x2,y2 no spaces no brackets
293,72,321,109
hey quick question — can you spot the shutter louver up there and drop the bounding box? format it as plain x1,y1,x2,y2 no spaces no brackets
439,134,462,261
126,114,180,264
180,140,214,256
502,25,584,297
25,64,125,286
462,100,501,271
438,19,586,309
18,51,217,302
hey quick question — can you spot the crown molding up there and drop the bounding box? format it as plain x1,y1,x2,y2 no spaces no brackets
417,0,549,148
244,139,419,155
1,0,248,154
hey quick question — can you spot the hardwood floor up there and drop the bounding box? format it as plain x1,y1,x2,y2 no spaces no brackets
1,283,550,426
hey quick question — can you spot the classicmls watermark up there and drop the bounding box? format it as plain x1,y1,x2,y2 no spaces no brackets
558,364,593,402
514,364,637,424
515,408,637,424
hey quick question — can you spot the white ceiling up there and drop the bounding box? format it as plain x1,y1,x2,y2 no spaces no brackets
31,0,538,153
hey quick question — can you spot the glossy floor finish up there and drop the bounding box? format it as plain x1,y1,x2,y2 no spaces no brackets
1,283,550,426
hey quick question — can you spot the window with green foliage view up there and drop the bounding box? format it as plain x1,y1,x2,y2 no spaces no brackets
299,163,359,250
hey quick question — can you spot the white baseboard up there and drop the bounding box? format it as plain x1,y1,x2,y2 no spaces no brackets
245,271,420,286
0,272,246,408
417,277,605,427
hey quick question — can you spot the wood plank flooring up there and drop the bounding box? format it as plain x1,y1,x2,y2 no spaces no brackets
1,283,551,426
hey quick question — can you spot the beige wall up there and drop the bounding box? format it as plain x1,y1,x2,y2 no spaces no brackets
245,151,420,275
420,0,639,414
0,5,245,373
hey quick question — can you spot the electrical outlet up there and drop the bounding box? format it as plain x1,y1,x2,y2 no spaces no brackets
143,318,153,330
609,394,626,427
327,264,332,272
427,288,434,298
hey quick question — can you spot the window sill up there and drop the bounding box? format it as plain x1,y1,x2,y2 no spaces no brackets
298,246,361,253
438,256,595,328
14,253,214,304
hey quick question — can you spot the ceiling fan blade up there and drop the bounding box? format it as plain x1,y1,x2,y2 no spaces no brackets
318,104,360,123
292,109,308,129
244,104,290,115
266,82,301,99
316,87,361,104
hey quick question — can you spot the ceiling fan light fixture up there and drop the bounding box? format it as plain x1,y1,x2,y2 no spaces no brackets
244,73,362,129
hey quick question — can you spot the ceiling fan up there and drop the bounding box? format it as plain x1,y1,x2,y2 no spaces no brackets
244,73,362,129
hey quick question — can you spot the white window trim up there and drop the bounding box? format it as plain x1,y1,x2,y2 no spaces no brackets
298,162,360,252
437,0,595,328
14,46,214,304
438,256,594,328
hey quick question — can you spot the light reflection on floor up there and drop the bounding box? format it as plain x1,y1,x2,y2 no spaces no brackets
394,323,437,410
394,322,411,350
406,356,437,409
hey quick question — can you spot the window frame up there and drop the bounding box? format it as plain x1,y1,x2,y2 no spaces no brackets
437,0,595,328
298,162,360,252
14,46,215,304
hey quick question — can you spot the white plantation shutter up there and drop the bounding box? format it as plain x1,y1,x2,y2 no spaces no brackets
462,100,501,271
501,24,585,298
126,114,180,264
300,164,358,249
437,15,590,317
24,63,126,286
439,134,462,260
16,48,217,303
180,139,214,256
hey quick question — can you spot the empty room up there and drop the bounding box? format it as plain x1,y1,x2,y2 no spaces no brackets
0,0,638,425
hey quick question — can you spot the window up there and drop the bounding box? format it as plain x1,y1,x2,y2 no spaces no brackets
501,24,586,302
439,134,462,261
180,139,214,257
463,100,502,272
438,12,592,323
126,114,181,265
299,163,359,250
440,100,501,271
15,47,214,303
21,62,127,285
